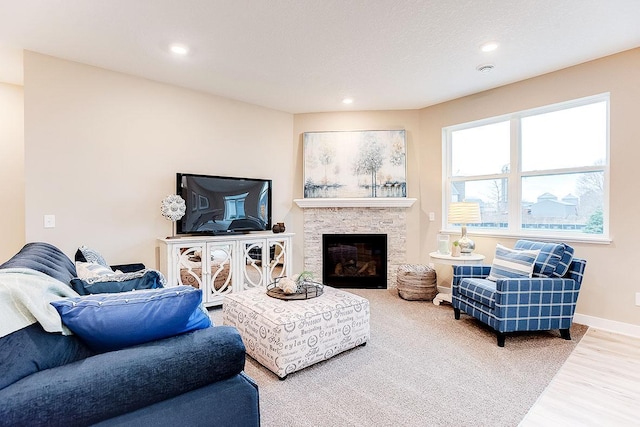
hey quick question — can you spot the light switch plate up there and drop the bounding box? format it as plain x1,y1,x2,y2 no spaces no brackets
636,292,640,306
429,212,435,221
44,214,55,228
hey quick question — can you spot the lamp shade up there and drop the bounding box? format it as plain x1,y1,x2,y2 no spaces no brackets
448,202,481,225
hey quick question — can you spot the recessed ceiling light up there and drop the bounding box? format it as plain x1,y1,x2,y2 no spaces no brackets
476,64,495,73
481,42,498,53
342,98,354,105
169,43,189,55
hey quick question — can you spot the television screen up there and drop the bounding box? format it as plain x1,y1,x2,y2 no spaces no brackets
176,173,272,234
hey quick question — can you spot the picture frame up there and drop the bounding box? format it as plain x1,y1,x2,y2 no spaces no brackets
303,130,407,198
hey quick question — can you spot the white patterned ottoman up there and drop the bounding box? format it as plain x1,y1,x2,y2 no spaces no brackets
222,286,370,379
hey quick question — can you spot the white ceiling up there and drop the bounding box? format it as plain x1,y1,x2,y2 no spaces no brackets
1,0,639,113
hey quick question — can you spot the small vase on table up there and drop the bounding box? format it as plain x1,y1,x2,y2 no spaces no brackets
451,242,461,257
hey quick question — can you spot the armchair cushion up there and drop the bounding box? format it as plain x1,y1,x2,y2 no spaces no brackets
514,240,566,278
458,278,496,309
487,244,539,281
552,245,575,278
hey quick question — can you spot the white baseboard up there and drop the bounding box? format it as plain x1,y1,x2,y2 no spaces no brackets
573,313,640,338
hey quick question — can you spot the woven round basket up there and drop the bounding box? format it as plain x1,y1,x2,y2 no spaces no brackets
396,264,437,301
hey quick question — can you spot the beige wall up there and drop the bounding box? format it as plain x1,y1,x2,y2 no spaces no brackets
292,49,640,328
0,82,25,262
418,48,640,326
16,47,640,328
23,52,294,268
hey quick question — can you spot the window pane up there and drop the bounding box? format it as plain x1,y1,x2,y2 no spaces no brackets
451,121,510,176
450,179,508,229
521,172,604,234
522,102,607,171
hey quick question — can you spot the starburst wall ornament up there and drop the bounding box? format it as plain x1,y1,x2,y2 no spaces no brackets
161,194,186,238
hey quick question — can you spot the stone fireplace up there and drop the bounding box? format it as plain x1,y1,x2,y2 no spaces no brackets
295,198,416,288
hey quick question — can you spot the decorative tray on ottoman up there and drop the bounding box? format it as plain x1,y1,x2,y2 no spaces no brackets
266,277,324,300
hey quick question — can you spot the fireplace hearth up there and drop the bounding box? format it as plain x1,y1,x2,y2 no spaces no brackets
322,234,387,289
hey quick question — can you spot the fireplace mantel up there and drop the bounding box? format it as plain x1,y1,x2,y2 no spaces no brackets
294,197,417,208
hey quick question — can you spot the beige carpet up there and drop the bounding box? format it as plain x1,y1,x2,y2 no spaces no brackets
209,288,586,427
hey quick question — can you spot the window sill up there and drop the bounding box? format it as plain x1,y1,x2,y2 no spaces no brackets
440,229,611,245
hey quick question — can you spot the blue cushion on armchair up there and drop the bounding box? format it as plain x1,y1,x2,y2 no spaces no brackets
514,240,565,278
458,278,497,309
51,286,211,352
551,245,574,277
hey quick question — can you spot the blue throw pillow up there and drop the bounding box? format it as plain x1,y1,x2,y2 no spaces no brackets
551,245,575,278
514,240,565,278
51,286,212,352
487,244,540,282
70,270,165,295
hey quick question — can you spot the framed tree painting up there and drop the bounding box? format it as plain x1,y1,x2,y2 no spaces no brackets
303,130,407,198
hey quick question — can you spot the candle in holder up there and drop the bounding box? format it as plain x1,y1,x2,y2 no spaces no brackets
437,233,450,255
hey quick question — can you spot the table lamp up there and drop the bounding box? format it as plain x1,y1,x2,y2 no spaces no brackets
448,202,481,255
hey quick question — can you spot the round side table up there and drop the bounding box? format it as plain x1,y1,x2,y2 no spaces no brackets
429,251,486,306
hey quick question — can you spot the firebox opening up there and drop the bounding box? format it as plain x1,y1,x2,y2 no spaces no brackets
322,234,387,289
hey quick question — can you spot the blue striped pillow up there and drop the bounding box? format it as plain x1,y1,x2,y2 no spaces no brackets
487,244,540,282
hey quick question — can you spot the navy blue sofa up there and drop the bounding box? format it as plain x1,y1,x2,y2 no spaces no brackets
0,242,260,426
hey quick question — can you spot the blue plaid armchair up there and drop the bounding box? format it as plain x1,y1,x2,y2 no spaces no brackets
452,240,586,347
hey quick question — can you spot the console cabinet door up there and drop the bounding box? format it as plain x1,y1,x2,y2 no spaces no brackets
204,241,234,305
173,242,208,291
266,237,290,282
239,239,266,291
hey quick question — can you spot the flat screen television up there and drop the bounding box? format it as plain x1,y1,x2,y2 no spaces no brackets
176,173,272,235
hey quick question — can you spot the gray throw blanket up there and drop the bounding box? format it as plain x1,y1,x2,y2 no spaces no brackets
0,267,79,338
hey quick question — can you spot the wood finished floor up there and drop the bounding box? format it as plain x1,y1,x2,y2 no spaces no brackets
520,328,640,426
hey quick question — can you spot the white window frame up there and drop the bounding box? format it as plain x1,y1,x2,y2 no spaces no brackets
442,93,610,243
